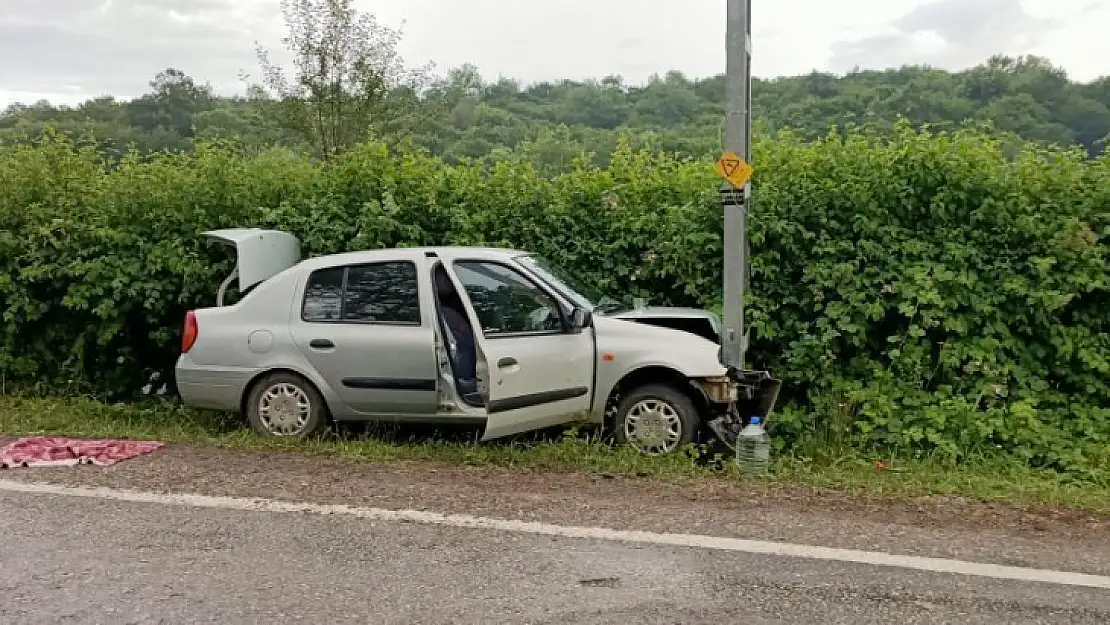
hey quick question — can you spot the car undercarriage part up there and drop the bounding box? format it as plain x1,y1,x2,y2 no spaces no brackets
694,375,737,404
706,368,782,451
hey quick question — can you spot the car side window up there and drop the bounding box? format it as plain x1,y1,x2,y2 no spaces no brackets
302,267,344,321
452,261,563,336
343,262,420,324
301,261,420,324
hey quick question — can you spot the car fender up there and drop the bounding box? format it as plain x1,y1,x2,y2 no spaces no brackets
589,316,727,417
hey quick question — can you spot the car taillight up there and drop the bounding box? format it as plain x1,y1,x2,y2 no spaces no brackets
182,310,198,353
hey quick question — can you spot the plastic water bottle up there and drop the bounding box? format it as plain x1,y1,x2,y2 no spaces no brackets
736,416,771,475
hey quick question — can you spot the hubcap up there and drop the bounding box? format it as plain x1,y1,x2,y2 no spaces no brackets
623,399,682,455
257,383,312,436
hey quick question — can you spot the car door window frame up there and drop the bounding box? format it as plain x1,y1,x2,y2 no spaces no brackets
300,260,423,326
450,259,570,339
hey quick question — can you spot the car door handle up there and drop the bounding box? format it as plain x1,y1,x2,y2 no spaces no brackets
497,357,517,368
309,339,335,349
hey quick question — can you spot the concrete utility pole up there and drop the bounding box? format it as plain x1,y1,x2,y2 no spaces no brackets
721,0,752,369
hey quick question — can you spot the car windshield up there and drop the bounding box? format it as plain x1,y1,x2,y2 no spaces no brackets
515,255,621,313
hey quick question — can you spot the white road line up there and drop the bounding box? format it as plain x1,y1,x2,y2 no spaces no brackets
2,478,1109,590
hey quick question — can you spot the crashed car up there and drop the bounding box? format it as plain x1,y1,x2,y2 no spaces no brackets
175,229,780,455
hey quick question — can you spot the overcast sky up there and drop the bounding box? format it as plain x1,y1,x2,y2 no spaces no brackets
0,0,1107,107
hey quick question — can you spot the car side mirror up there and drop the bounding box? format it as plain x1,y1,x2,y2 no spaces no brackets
569,307,592,333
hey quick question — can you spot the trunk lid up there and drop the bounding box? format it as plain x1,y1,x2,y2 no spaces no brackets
203,228,301,305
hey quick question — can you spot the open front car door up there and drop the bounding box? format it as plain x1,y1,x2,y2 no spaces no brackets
440,255,595,441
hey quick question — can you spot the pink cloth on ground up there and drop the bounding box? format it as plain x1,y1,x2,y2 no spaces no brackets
0,436,165,468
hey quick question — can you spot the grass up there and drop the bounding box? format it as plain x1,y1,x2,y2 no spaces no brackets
3,393,1110,514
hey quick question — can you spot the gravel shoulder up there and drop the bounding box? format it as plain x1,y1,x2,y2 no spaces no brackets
2,443,1108,577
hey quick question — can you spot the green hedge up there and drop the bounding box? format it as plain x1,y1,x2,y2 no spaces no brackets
2,124,1109,476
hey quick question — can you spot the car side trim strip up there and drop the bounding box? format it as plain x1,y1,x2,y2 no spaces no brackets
341,378,437,391
488,386,589,414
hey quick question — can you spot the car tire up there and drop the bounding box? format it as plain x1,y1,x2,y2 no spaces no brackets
613,384,699,456
245,372,329,439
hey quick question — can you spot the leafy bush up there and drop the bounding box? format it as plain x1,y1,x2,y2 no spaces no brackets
2,123,1108,476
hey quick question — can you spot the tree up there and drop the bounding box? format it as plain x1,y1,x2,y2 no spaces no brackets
126,68,214,148
6,52,1110,166
253,0,431,159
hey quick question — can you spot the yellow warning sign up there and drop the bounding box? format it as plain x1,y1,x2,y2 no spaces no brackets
713,151,753,189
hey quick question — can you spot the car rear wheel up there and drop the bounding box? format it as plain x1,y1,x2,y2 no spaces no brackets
245,372,329,438
613,384,699,456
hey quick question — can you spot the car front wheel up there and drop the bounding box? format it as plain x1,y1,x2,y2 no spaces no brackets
613,384,699,455
245,372,329,438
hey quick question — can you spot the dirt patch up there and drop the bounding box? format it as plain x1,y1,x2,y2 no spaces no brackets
3,443,1109,576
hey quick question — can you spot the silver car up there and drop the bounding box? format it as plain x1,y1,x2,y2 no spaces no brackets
175,229,779,455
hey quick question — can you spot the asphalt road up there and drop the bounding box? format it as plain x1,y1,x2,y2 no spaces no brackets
2,487,1108,624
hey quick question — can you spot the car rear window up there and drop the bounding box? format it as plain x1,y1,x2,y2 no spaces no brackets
302,261,421,324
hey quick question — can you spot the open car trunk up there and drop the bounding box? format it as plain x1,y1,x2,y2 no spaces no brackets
203,229,301,306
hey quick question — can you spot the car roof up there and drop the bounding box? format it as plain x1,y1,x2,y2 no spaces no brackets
296,246,530,270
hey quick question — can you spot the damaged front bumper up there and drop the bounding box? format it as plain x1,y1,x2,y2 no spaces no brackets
697,367,783,450
727,367,783,421
695,368,782,418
